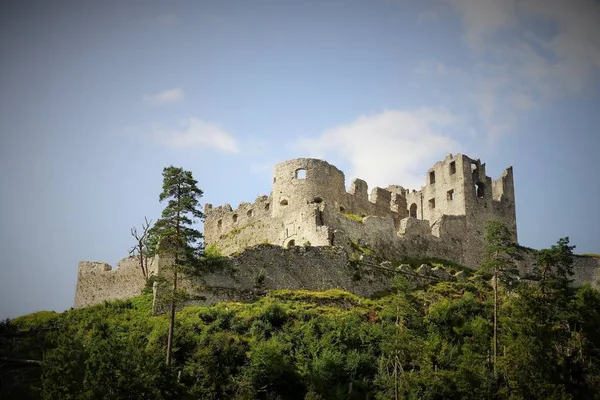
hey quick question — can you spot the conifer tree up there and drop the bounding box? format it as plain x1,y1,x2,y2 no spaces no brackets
481,221,519,375
150,166,204,366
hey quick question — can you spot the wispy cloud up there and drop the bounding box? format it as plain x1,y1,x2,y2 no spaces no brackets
437,0,600,142
143,88,184,105
295,109,462,190
154,117,240,154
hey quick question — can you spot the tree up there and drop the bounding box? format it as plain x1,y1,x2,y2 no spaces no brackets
535,237,575,297
481,221,519,375
375,275,423,400
129,216,153,282
150,166,204,366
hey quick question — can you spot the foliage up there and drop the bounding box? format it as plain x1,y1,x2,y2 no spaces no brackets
3,275,599,399
3,233,599,399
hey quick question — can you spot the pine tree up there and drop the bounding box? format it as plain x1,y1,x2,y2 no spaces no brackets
150,166,204,366
535,237,575,297
481,221,519,375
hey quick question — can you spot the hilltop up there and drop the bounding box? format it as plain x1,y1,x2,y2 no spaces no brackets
3,270,600,399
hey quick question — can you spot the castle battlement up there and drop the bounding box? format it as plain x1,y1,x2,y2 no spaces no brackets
204,154,517,268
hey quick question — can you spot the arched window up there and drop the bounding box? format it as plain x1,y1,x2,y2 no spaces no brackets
265,203,270,210
313,197,323,204
280,199,288,206
475,182,485,198
286,239,295,248
409,203,417,218
232,214,238,223
247,209,253,217
217,219,222,228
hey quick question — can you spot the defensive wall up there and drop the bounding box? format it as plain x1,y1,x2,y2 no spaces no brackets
74,256,157,308
73,245,600,310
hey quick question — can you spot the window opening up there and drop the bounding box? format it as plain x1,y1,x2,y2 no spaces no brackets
313,197,323,204
471,162,478,172
265,203,270,211
429,198,436,209
286,239,295,248
295,169,306,179
247,209,253,217
429,171,436,184
280,199,288,206
409,203,417,218
475,182,485,199
339,206,345,212
447,189,455,201
232,214,238,223
449,161,456,175
217,219,222,228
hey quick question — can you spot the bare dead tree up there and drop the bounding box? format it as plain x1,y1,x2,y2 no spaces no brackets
129,217,152,281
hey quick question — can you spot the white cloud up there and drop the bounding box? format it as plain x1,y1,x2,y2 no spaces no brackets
440,0,600,140
143,88,184,105
295,109,462,190
154,118,240,154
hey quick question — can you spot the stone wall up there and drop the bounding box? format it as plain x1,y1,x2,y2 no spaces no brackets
75,245,600,309
203,155,518,272
74,256,156,308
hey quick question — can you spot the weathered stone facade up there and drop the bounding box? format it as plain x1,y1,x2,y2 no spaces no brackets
73,154,600,309
205,154,516,270
74,256,157,308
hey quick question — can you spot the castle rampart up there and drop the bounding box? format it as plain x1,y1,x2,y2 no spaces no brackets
74,256,157,308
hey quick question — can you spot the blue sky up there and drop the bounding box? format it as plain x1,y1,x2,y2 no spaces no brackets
1,0,599,319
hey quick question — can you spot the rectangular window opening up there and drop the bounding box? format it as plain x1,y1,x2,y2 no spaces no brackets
429,171,436,184
295,169,306,179
447,189,455,201
449,161,456,175
429,198,436,209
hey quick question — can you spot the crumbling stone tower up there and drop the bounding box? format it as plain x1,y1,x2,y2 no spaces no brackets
204,154,517,269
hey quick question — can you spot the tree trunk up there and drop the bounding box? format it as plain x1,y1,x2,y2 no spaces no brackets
166,184,182,366
493,266,498,375
165,267,177,366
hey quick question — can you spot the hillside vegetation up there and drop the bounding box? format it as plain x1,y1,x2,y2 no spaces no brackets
2,275,600,399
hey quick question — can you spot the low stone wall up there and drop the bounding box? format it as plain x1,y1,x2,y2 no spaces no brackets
74,256,154,308
572,256,600,288
75,246,600,310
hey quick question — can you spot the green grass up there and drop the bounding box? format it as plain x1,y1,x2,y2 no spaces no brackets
580,253,600,258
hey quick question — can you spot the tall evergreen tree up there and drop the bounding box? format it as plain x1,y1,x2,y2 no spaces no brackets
150,166,204,366
481,221,519,375
535,237,575,297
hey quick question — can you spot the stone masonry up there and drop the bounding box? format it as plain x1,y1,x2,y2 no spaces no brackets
73,154,600,308
204,154,517,270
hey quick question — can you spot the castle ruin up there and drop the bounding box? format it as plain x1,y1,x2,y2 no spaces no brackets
74,154,599,309
205,154,516,269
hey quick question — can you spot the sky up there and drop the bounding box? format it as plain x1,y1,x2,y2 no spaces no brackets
1,0,599,319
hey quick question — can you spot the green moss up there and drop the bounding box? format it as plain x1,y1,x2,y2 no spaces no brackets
204,243,223,257
342,213,363,223
350,240,373,255
220,222,257,240
580,253,600,258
